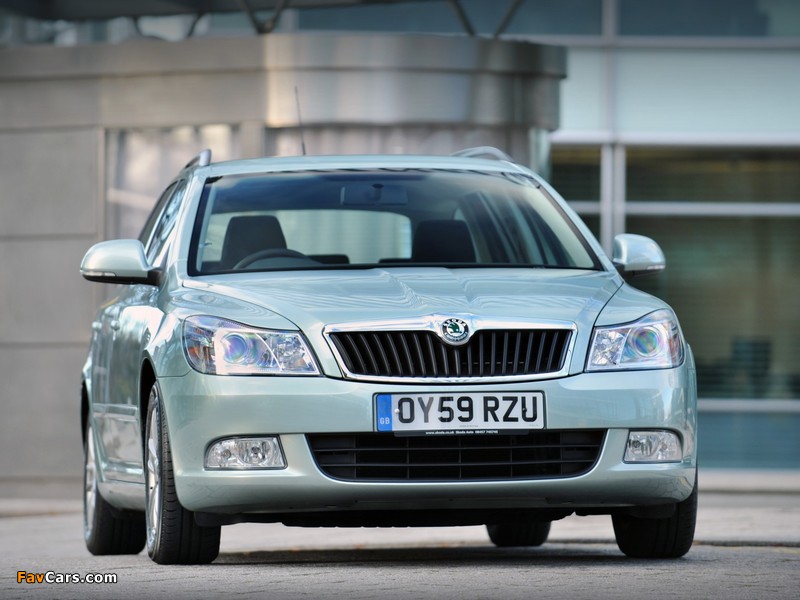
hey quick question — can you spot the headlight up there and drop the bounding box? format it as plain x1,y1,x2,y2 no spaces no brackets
586,309,684,371
183,316,319,375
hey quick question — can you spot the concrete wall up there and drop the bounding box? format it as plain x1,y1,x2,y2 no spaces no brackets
0,37,263,496
0,33,565,496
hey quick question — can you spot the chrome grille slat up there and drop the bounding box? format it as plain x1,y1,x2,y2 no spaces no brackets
328,329,572,380
411,332,426,376
385,333,404,376
425,334,438,375
535,331,547,372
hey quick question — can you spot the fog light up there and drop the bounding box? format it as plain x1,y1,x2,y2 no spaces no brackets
205,437,286,470
624,430,682,463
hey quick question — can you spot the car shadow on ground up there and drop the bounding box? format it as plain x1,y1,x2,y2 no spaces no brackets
213,544,638,566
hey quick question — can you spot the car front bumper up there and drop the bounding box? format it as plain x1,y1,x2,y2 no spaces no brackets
158,366,697,515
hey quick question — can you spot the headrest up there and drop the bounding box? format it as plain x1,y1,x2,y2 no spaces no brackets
412,220,476,263
220,215,287,268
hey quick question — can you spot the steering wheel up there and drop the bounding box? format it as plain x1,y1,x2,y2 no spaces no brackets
234,248,318,269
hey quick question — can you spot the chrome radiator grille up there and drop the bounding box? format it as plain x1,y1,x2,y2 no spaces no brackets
328,329,572,379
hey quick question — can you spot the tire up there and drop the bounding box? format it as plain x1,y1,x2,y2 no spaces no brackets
612,475,698,559
83,417,146,555
145,383,220,565
487,521,551,547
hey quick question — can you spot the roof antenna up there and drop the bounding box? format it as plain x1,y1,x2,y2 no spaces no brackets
295,85,307,156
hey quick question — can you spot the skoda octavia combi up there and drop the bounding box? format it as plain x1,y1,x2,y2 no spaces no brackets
80,148,697,564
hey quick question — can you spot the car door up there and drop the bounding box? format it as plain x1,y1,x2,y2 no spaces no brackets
93,180,186,483
89,300,120,417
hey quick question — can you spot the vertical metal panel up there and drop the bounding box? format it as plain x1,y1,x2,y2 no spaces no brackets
260,33,566,165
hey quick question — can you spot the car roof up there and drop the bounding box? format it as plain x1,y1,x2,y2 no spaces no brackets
185,153,534,179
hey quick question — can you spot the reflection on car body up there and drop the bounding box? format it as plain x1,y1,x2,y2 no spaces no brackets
80,148,697,564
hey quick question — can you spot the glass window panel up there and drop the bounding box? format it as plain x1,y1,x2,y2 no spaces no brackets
699,412,800,469
628,216,800,400
503,0,602,36
626,148,800,203
139,182,178,249
201,209,411,266
551,146,602,202
551,147,601,243
146,179,188,265
191,169,601,273
297,1,465,33
297,0,602,36
619,0,800,37
576,215,600,240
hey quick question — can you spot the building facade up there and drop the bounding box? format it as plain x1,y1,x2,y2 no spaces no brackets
0,1,798,491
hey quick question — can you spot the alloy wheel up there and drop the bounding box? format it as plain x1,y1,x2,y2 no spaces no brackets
83,423,97,540
145,399,162,554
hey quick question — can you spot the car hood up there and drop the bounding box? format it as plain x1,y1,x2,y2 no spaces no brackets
182,267,621,335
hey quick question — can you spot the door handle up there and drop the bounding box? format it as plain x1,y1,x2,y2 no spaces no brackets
110,320,121,331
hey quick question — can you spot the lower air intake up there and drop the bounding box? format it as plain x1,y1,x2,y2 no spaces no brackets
307,431,605,482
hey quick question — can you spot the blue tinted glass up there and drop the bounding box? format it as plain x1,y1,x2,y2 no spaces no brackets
505,0,602,35
298,0,602,36
629,216,800,400
626,148,800,203
551,147,602,202
619,0,800,37
298,1,465,33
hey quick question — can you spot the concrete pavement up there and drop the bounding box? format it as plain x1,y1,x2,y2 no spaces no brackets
1,469,798,551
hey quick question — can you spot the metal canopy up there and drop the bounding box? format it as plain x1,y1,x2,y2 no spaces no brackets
0,0,426,21
0,0,493,37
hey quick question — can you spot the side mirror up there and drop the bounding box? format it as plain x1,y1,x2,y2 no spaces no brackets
612,234,665,277
80,239,161,285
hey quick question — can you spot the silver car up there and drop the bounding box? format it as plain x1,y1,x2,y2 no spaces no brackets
80,148,697,564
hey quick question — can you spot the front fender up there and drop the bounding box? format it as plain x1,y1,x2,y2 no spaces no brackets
144,311,191,378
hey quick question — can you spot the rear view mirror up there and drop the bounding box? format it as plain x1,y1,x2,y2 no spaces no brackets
612,234,665,277
80,239,161,285
340,183,408,206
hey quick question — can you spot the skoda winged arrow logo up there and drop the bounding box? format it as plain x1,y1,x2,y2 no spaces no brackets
441,318,470,345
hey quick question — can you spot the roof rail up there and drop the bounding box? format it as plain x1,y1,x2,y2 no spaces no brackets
451,146,513,162
184,148,212,170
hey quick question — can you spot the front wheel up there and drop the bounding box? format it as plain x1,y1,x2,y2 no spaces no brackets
612,475,698,559
83,417,145,555
145,383,220,564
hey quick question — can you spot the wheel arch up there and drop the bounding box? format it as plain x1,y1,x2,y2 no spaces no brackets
81,382,90,446
139,359,157,457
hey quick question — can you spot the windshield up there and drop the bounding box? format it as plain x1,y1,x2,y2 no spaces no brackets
188,169,601,274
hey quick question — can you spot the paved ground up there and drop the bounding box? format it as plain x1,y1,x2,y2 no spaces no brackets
1,470,798,600
2,469,799,547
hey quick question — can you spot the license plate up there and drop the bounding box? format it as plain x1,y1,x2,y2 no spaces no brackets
376,392,544,434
